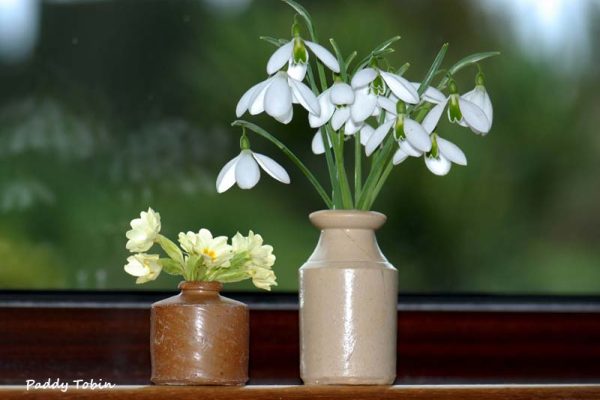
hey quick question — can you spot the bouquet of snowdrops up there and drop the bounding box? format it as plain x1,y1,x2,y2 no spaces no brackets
216,0,498,210
123,208,277,290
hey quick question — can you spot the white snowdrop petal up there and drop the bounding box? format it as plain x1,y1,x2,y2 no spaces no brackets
377,96,397,115
437,137,467,166
287,61,307,81
351,89,377,122
247,79,271,115
422,101,447,134
264,75,292,118
274,106,294,124
481,89,493,126
330,82,355,105
380,71,420,104
399,139,422,157
459,98,491,134
393,148,409,165
289,78,320,115
365,119,394,156
403,118,432,152
425,154,451,176
411,82,446,104
216,155,240,193
304,40,340,73
311,130,325,154
344,118,362,135
266,41,293,75
253,153,291,184
360,125,374,146
351,68,378,88
235,150,261,189
236,82,261,117
331,107,351,131
309,89,335,128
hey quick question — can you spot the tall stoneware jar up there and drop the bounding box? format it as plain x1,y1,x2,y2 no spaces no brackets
151,281,249,385
299,210,398,385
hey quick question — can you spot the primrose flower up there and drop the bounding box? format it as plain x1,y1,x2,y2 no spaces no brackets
236,71,320,124
216,149,290,193
178,229,232,268
124,254,162,284
266,33,340,81
248,266,277,291
232,230,276,269
125,207,161,253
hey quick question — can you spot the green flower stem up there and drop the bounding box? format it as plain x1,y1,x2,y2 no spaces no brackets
354,131,362,200
321,127,341,208
328,125,353,208
356,134,396,210
364,158,394,210
231,120,333,208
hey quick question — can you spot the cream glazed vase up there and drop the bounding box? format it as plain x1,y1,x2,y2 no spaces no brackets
299,210,398,385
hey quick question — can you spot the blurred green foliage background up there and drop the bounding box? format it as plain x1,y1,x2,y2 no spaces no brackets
0,0,599,293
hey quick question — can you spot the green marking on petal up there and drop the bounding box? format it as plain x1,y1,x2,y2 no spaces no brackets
448,94,462,122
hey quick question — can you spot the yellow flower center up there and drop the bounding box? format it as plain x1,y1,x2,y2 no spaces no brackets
202,248,217,261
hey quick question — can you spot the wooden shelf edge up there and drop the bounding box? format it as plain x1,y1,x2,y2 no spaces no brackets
1,384,599,400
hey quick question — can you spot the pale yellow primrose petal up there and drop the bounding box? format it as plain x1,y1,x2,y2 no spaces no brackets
125,208,161,252
124,254,162,284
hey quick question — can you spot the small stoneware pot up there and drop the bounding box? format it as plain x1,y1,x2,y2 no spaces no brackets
150,281,249,385
299,210,398,385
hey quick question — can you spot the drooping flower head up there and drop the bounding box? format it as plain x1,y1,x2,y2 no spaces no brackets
178,229,233,268
124,254,162,284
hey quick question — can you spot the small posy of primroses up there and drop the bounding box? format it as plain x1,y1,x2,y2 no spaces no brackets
125,207,161,252
220,0,498,211
123,208,277,290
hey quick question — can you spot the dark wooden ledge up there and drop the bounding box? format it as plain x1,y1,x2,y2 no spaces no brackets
1,291,600,385
1,384,600,400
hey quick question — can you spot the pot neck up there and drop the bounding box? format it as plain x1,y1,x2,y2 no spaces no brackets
308,210,388,262
178,281,223,294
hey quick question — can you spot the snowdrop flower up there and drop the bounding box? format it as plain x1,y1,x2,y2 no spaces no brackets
216,146,290,193
126,207,161,253
458,74,493,134
365,101,431,157
423,134,467,176
124,254,162,284
236,71,320,124
266,26,340,81
309,81,364,133
178,229,233,268
422,78,491,135
351,67,420,119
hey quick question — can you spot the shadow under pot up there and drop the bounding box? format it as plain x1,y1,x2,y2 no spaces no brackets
150,281,249,385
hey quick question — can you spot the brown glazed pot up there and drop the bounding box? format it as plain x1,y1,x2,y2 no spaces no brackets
150,281,249,385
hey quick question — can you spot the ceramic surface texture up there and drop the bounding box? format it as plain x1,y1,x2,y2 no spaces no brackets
151,281,249,385
299,210,398,385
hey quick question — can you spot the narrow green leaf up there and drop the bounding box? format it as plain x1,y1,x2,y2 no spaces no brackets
281,0,314,36
417,43,448,97
438,51,500,89
260,36,288,47
353,35,401,73
396,62,411,76
345,51,357,69
329,38,347,81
